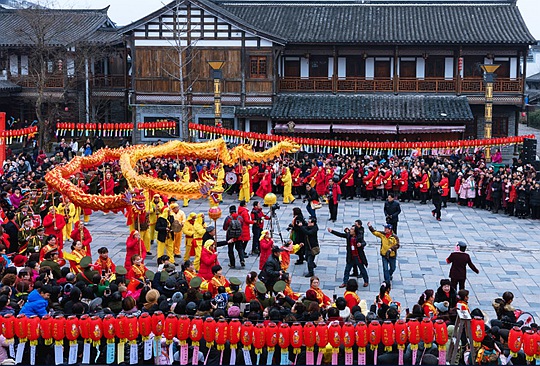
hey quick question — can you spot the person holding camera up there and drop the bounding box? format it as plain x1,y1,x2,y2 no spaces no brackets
298,216,319,278
327,177,342,222
368,222,400,283
383,193,401,234
431,180,443,221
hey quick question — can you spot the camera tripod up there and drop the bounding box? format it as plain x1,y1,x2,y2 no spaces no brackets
265,208,286,245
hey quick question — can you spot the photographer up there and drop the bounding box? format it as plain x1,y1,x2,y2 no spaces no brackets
297,216,319,278
383,193,401,234
328,225,368,288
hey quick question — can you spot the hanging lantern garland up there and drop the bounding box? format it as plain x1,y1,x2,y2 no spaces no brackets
56,122,135,137
0,126,38,144
138,120,176,135
1,314,540,365
188,122,535,155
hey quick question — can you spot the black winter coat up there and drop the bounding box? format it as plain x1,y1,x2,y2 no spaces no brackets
299,223,319,251
328,229,368,266
434,286,458,309
155,216,172,243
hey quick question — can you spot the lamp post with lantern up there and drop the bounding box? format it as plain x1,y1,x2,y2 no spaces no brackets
208,61,225,128
480,64,500,160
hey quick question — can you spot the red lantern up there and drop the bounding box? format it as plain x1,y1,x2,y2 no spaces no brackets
115,314,127,341
216,319,228,351
408,319,421,351
241,321,253,350
229,319,241,349
342,322,355,350
278,323,290,351
253,323,266,354
102,314,116,341
203,317,216,347
176,315,190,345
328,322,342,351
163,314,178,344
523,330,536,362
434,319,448,349
190,317,204,346
355,321,369,350
291,323,303,354
420,318,434,348
535,331,540,359
14,314,28,341
139,313,152,341
65,316,80,342
125,315,138,342
304,322,316,350
381,320,395,352
316,322,328,349
26,316,40,345
152,311,165,339
90,316,103,347
40,315,53,345
52,316,66,346
471,316,485,348
394,319,408,350
78,315,90,341
368,320,381,351
266,322,279,352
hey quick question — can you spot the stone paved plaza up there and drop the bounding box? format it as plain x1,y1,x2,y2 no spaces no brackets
83,192,540,323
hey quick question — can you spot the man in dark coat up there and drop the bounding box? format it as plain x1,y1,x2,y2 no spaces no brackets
261,246,283,291
3,211,19,254
298,216,320,278
446,241,480,290
383,193,401,234
431,181,443,221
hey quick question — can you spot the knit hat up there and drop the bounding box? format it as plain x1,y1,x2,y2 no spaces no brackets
228,306,241,318
171,292,183,303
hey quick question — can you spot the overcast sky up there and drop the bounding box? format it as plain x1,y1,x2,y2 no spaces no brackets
62,0,540,39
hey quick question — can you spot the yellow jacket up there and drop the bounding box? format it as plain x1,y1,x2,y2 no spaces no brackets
281,168,292,185
369,226,400,257
193,215,206,239
241,171,250,189
147,198,164,225
57,202,77,221
183,213,196,237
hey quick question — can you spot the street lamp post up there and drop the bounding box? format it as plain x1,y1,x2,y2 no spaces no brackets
480,64,500,160
208,61,225,128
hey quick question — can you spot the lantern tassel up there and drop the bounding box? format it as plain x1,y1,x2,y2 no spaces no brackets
316,350,324,365
30,344,36,365
242,348,252,365
192,344,200,365
412,348,418,365
229,347,237,365
332,351,338,365
106,339,116,364
204,348,211,365
398,349,404,365
54,342,63,365
438,349,446,365
267,350,275,365
220,350,224,365
130,341,138,364
374,347,378,365
117,340,125,364
306,350,314,365
82,341,91,364
280,350,289,365
143,338,153,361
15,341,25,364
345,348,353,365
69,341,79,365
180,343,189,365
358,350,366,365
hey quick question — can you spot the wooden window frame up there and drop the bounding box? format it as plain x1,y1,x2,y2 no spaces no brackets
249,56,267,79
492,117,508,138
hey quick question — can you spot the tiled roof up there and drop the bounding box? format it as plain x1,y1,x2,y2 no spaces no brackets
0,8,120,47
0,79,21,92
270,94,473,122
219,2,535,44
235,107,272,117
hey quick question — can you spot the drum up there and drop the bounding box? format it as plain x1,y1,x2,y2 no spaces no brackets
225,172,237,185
516,311,535,328
171,220,183,233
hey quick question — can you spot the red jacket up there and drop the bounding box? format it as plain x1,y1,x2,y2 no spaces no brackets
292,168,303,187
43,213,66,244
340,169,355,187
363,170,376,190
399,170,409,192
440,177,450,197
199,246,218,281
416,173,429,193
382,170,393,190
237,206,254,241
70,223,93,254
327,183,342,204
124,231,146,271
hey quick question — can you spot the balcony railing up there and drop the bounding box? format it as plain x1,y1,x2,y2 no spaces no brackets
92,75,127,89
280,76,523,94
11,75,65,88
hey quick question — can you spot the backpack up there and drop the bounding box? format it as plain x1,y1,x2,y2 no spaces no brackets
227,216,242,239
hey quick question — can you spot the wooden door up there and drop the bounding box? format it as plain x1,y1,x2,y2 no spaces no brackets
284,59,300,77
375,60,391,78
399,60,416,78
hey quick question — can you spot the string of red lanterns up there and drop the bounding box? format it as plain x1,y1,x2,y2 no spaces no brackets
0,313,478,365
55,121,177,138
188,123,535,154
0,126,38,144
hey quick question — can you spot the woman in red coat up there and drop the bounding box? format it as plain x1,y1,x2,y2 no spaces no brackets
256,169,272,199
363,166,377,201
314,167,327,197
199,239,219,281
258,230,273,270
124,230,146,272
101,172,116,195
